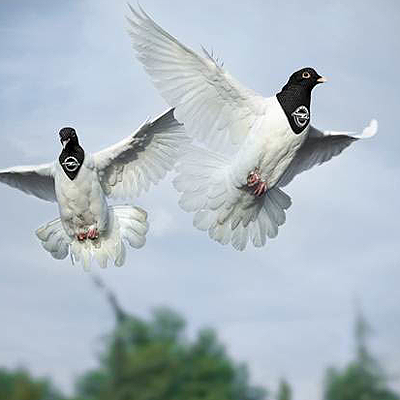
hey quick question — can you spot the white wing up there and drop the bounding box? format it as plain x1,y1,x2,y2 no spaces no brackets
127,5,268,152
278,119,378,187
0,163,56,202
94,108,187,199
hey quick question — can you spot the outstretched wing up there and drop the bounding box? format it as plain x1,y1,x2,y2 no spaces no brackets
94,108,187,199
127,5,268,152
278,119,378,187
0,163,56,202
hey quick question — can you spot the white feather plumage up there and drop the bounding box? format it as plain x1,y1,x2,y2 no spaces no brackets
0,109,186,268
128,6,377,250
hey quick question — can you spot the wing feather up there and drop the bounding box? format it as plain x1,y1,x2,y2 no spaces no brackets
0,163,56,202
94,108,187,199
127,5,268,151
278,119,378,187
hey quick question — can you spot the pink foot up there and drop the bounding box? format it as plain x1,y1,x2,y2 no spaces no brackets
247,168,261,187
87,228,99,240
77,232,87,242
253,181,267,197
247,168,267,196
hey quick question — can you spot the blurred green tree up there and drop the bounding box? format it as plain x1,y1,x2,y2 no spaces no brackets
75,277,267,400
277,378,292,400
323,309,399,400
3,279,400,400
0,367,65,400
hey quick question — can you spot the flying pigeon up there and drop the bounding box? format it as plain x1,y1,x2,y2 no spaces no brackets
0,109,186,268
127,6,378,251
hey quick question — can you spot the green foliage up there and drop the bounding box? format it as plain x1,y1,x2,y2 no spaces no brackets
277,378,292,400
0,367,64,400
2,281,399,400
323,310,400,400
76,305,267,400
75,370,109,400
324,364,399,400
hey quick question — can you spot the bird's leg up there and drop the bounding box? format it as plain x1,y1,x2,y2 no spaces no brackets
77,232,87,242
247,167,261,187
87,227,99,240
253,181,267,197
247,168,267,197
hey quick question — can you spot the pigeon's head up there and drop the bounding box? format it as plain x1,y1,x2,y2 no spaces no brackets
59,127,79,149
285,68,327,91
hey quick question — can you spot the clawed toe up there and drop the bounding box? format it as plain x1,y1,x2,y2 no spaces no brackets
77,232,87,242
247,168,261,187
87,228,99,240
253,181,267,197
247,168,267,196
76,228,99,241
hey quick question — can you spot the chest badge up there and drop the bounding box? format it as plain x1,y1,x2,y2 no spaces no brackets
291,105,310,128
62,156,80,172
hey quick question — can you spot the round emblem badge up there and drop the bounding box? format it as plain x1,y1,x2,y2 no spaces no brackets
62,156,80,172
291,105,310,128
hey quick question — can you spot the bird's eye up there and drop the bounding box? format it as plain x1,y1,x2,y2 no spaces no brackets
302,71,311,79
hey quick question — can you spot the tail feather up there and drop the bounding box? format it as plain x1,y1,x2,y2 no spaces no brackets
36,205,148,270
174,145,292,250
36,219,71,260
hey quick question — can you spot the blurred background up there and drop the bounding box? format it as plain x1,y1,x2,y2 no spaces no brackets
2,277,398,400
0,0,399,399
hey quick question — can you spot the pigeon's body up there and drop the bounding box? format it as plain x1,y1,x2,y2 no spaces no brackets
232,96,308,189
0,109,186,268
128,6,378,250
55,154,109,239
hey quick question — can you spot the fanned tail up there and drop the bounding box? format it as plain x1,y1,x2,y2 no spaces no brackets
35,218,71,260
36,205,148,270
174,146,292,250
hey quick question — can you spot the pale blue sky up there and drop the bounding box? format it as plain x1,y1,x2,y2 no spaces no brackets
0,0,399,399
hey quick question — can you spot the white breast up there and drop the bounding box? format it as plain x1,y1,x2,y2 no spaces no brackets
55,155,109,238
233,97,308,188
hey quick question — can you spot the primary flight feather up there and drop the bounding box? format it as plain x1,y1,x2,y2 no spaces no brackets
127,5,377,251
0,109,186,269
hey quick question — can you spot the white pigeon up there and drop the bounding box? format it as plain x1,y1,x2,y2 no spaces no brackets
127,6,378,251
0,109,186,269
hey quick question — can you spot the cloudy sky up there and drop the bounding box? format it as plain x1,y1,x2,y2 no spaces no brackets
0,0,399,398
